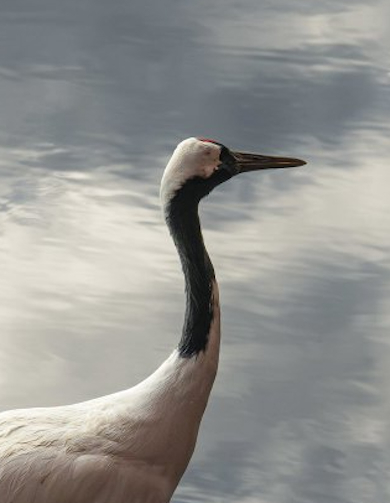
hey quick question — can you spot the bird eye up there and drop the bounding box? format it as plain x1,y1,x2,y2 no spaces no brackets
219,146,233,164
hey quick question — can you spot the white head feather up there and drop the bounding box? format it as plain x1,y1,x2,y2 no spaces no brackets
160,137,222,209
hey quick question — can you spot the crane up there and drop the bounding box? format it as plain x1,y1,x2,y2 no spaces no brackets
0,137,305,503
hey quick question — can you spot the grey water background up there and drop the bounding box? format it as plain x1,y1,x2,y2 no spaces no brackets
1,0,389,501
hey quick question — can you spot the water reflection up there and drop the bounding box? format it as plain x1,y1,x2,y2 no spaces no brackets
0,0,389,501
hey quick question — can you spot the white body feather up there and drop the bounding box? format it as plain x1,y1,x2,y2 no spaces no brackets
0,283,220,503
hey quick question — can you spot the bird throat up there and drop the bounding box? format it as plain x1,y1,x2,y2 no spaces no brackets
164,181,216,357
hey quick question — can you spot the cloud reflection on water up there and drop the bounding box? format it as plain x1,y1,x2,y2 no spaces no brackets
0,0,390,502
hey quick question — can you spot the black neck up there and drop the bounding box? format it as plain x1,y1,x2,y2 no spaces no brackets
165,180,216,357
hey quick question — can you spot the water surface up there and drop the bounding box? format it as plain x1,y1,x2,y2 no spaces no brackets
1,1,390,502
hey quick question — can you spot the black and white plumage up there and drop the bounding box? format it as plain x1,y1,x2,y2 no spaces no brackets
0,137,305,503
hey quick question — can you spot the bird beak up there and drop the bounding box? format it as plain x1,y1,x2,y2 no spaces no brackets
232,151,306,173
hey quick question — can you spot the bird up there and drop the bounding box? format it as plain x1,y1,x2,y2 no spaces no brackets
0,137,305,503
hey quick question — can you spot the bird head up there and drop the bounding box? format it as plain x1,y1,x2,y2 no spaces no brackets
160,137,306,211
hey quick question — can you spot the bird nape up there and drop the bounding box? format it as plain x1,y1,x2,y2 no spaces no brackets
0,137,305,503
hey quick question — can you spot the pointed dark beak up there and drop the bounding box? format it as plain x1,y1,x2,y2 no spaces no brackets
232,150,306,173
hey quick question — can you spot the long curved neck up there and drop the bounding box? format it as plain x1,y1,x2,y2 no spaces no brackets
165,191,218,358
